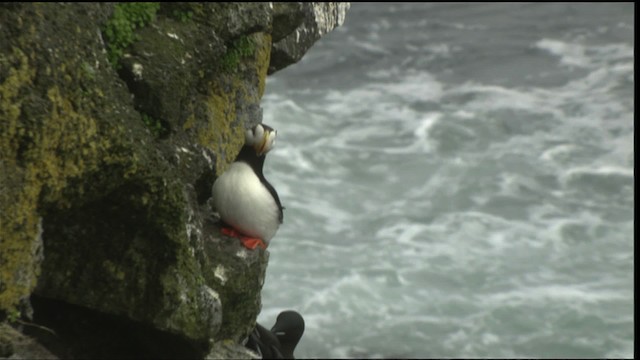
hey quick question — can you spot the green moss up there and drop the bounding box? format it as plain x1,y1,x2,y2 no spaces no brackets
79,61,96,81
6,309,20,323
171,9,193,23
220,36,256,73
159,3,200,23
103,2,161,67
141,113,167,138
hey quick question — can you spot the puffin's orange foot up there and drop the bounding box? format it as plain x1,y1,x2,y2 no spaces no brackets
221,226,267,250
239,237,267,250
221,226,242,238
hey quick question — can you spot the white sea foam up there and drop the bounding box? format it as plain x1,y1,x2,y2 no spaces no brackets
259,4,634,359
539,143,577,162
482,284,629,306
536,38,591,68
412,113,440,141
562,165,634,181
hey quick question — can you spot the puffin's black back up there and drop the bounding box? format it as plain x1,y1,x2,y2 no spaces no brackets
245,311,305,359
245,322,284,359
235,145,284,223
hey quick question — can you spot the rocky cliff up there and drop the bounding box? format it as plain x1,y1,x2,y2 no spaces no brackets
0,3,348,358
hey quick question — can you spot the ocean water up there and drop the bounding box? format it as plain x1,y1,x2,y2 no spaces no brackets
257,3,634,358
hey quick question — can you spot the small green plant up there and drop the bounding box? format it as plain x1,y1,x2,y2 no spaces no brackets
80,61,96,80
7,308,20,323
171,9,193,23
141,113,166,137
103,2,161,67
220,36,255,73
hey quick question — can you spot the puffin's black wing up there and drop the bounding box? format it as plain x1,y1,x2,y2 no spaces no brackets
235,145,284,224
261,177,284,224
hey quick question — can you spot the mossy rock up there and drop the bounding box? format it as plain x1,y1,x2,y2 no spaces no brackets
0,3,269,355
1,2,349,358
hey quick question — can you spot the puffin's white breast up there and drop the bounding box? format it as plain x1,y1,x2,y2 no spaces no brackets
211,162,280,243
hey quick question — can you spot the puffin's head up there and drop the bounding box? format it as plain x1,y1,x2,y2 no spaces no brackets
271,310,305,358
245,123,277,156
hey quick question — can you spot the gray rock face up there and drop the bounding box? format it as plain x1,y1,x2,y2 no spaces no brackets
269,2,351,74
0,323,58,360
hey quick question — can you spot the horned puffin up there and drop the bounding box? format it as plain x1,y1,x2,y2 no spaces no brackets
245,310,305,359
211,123,283,250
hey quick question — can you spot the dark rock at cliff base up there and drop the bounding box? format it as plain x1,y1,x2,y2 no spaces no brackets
0,2,348,358
0,323,58,360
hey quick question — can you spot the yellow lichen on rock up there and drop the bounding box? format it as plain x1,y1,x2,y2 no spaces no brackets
0,47,35,164
252,33,272,99
202,32,274,177
0,53,115,313
208,95,245,177
38,86,101,203
0,47,39,314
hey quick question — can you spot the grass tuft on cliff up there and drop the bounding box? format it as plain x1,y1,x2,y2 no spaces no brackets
221,36,256,73
103,2,161,67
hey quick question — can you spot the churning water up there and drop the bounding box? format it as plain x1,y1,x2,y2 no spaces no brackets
257,3,634,358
